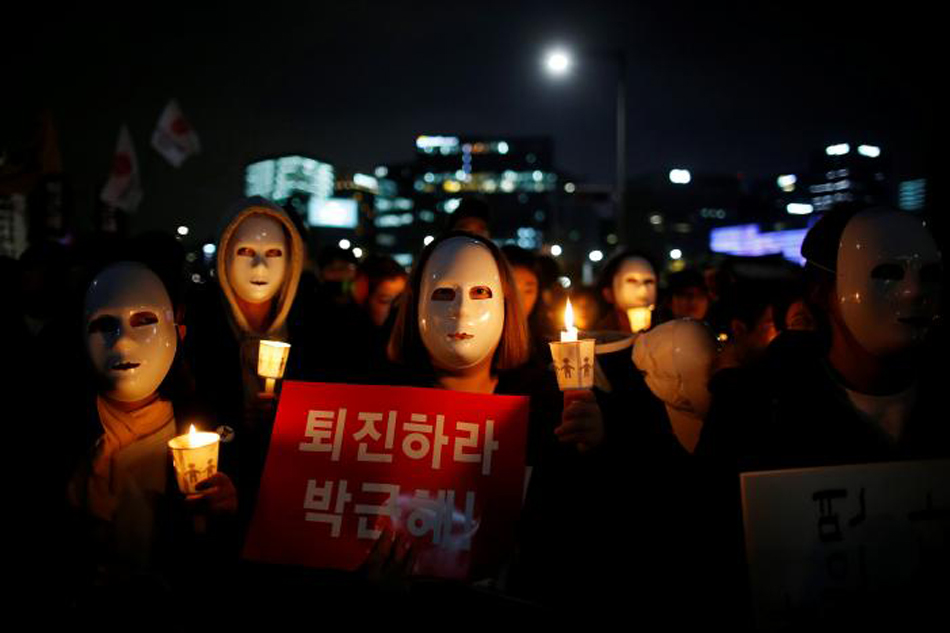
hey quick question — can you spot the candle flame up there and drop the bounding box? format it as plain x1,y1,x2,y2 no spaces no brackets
564,298,575,331
189,424,197,438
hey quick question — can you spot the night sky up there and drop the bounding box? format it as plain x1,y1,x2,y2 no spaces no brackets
9,1,942,240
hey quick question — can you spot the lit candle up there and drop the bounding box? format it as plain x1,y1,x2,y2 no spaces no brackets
168,424,221,494
626,306,653,333
258,340,291,395
549,299,595,390
561,299,578,342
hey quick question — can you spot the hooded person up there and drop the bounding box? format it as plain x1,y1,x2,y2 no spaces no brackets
634,318,718,454
185,198,304,512
595,250,659,334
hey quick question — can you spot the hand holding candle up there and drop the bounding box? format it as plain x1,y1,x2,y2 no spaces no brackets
549,299,596,390
168,424,221,494
258,340,291,395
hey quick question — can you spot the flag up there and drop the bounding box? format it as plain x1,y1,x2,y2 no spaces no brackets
151,99,201,167
100,124,143,212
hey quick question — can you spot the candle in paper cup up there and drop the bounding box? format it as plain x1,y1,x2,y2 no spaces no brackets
168,424,220,494
258,340,291,394
626,306,653,333
549,299,595,390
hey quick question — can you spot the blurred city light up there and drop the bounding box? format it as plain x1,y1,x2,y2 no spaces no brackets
777,174,797,192
588,250,604,262
352,247,363,258
544,49,572,75
564,182,576,193
825,143,850,156
858,144,881,158
649,214,663,225
559,276,572,288
177,225,189,237
497,141,509,155
338,239,351,250
374,166,388,178
424,235,435,246
444,198,461,213
670,248,683,260
202,243,216,256
786,203,814,215
550,244,563,257
669,169,691,184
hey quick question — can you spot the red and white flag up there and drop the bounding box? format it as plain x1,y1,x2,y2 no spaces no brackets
100,124,143,212
151,99,201,167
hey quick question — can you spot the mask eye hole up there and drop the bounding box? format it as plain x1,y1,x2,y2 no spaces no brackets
871,263,904,281
921,263,942,284
431,288,456,301
88,315,120,334
130,311,159,327
470,286,493,300
237,246,255,257
265,248,283,257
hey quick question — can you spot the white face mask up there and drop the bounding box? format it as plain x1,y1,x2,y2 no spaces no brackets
837,210,942,357
419,237,505,372
226,214,288,303
85,262,178,402
612,257,657,310
633,319,717,417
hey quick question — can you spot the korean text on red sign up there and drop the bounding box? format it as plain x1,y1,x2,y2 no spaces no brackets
243,381,530,580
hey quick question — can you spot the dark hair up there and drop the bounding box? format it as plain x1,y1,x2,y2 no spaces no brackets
719,280,776,330
667,268,707,295
388,231,530,374
356,254,408,297
317,245,357,269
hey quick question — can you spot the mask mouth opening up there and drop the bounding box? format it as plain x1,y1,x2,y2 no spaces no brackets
111,361,141,371
447,332,474,340
251,280,268,286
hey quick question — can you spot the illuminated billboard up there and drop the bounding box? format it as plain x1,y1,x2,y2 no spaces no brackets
308,197,358,228
709,223,809,265
245,155,335,202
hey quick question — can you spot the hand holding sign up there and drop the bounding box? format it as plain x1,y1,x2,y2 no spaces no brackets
358,527,418,593
556,389,605,453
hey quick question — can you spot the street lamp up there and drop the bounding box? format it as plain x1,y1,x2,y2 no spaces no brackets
542,45,627,243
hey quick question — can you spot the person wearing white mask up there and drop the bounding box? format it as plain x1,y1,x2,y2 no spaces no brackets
185,198,304,522
596,251,659,334
64,262,236,600
700,205,946,469
695,204,948,629
384,232,615,609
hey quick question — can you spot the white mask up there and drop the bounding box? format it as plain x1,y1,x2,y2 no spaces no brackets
633,319,717,418
419,237,505,372
226,214,288,303
612,257,657,310
837,210,942,357
85,262,178,402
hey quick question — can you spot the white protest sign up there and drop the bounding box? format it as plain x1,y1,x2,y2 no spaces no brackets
741,459,949,631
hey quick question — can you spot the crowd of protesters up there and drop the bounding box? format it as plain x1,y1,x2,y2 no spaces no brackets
3,192,946,629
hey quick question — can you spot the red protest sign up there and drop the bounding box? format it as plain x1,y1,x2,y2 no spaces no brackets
242,381,530,580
